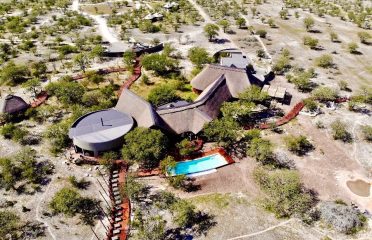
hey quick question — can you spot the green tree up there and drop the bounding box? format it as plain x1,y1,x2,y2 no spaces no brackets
311,86,338,101
135,216,166,240
187,47,211,68
357,32,371,44
361,125,372,142
303,17,315,31
0,211,20,239
0,61,30,86
303,36,319,49
347,42,359,54
204,23,220,41
253,167,315,218
256,29,267,38
122,128,168,169
331,119,352,143
90,45,105,62
22,78,41,96
141,53,178,76
121,175,145,201
171,200,197,227
236,17,246,29
218,19,230,33
159,156,177,174
45,81,85,105
176,139,198,156
203,117,240,145
123,50,136,67
147,84,180,107
284,135,314,156
239,85,270,103
49,187,81,216
0,157,19,190
303,98,318,112
247,137,273,163
330,32,339,42
73,53,90,73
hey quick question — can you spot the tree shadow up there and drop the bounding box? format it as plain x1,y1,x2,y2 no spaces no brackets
309,29,322,34
350,50,363,55
165,211,217,239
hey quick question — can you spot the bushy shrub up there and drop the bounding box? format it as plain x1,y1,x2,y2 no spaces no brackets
319,202,366,234
311,86,338,101
315,54,333,68
253,167,316,218
361,125,372,142
147,84,180,107
247,137,274,164
331,119,352,143
122,128,168,169
284,135,314,156
49,187,100,225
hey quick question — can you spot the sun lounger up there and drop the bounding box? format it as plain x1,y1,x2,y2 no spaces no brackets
112,187,119,192
114,223,121,228
112,174,119,178
113,229,121,235
115,217,122,222
113,170,119,174
115,212,123,217
111,236,119,240
111,183,118,187
115,200,122,205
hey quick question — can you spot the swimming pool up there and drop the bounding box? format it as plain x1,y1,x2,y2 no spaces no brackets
168,154,228,176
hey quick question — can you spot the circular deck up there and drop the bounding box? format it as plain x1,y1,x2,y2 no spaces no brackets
69,109,134,153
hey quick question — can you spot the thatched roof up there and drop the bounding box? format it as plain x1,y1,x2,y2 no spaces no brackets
115,74,233,135
190,64,251,98
157,75,232,134
0,95,29,114
115,89,162,129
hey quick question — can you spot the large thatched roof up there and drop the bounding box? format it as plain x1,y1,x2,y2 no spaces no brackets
157,75,232,134
115,89,163,129
0,95,29,114
115,74,234,135
190,64,251,98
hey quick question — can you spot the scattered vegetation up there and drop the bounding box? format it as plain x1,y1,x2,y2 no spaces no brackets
330,119,352,143
284,135,314,156
49,187,100,225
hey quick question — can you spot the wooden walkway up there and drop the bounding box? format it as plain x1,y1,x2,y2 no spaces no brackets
117,58,142,96
105,160,130,240
258,101,305,129
30,91,48,108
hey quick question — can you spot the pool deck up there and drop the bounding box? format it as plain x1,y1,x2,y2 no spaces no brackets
181,147,235,165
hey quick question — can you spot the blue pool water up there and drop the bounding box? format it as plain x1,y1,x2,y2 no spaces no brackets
169,154,228,176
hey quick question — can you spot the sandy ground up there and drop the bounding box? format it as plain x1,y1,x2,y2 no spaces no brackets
72,0,120,43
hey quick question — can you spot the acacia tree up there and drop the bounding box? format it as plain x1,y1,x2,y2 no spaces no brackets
303,17,315,31
187,47,211,68
122,128,168,169
218,19,230,33
236,17,246,28
204,23,220,41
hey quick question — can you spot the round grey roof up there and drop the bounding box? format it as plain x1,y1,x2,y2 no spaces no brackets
69,109,133,150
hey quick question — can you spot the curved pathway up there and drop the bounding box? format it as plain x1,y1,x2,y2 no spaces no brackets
72,0,120,43
226,219,293,240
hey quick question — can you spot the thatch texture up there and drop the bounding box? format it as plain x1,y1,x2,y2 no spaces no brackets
0,95,29,114
190,64,251,98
